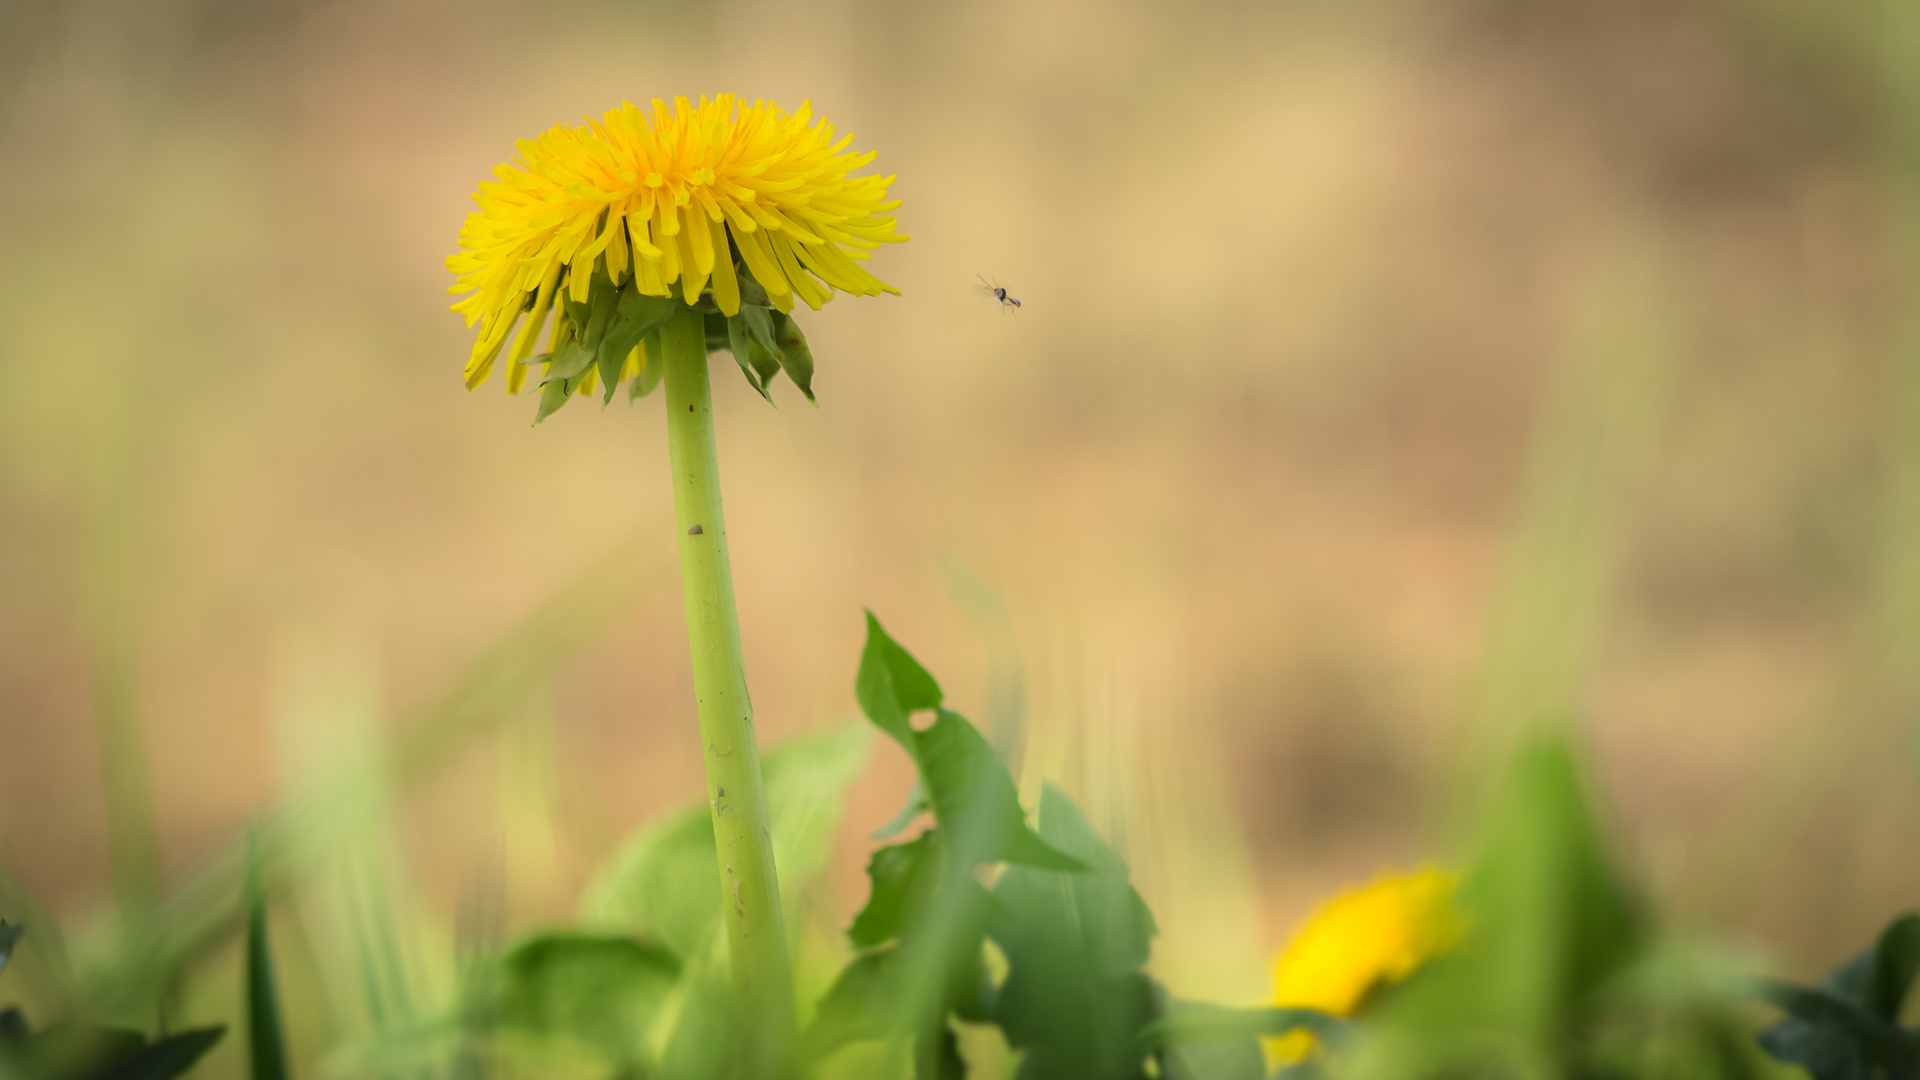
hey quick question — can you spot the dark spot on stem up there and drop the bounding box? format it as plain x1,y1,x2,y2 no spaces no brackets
688,524,704,535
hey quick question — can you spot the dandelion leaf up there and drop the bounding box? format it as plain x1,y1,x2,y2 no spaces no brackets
579,727,872,957
492,932,681,1063
870,779,930,842
855,611,944,754
849,832,941,950
917,713,1083,872
989,785,1156,1080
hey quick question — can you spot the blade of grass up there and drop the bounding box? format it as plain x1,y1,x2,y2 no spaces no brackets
1447,240,1685,833
247,830,289,1080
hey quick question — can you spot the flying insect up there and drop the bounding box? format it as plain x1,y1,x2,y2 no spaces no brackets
977,275,1022,312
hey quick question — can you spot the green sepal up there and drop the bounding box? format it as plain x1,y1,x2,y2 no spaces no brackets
595,346,627,407
739,305,786,392
703,311,731,355
737,265,773,308
534,376,573,426
540,333,596,383
629,329,665,401
774,310,818,404
740,304,781,356
596,289,676,405
726,314,773,403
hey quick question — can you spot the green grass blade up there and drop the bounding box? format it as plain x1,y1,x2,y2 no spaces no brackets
247,832,290,1080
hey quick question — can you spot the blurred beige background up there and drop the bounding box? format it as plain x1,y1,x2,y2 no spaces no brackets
2,0,1918,1009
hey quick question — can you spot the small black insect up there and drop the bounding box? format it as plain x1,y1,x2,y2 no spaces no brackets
977,275,1022,312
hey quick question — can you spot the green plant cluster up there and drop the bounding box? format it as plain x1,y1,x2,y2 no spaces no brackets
7,610,1907,1080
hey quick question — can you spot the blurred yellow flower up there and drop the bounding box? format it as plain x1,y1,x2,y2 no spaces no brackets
447,95,905,392
1267,867,1461,1065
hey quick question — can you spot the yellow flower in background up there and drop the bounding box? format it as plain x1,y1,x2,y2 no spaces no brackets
1267,867,1462,1065
447,95,906,393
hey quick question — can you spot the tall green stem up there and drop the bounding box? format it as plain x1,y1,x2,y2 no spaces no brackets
660,306,793,1065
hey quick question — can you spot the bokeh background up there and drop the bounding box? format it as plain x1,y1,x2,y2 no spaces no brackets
4,0,1920,1068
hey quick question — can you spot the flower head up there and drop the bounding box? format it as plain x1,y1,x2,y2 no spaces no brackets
447,95,905,410
1267,867,1461,1064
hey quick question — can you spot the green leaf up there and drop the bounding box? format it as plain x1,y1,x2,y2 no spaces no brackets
0,921,19,977
1757,981,1915,1080
805,947,901,1059
1825,913,1920,1021
245,836,288,1080
660,960,737,1080
93,1026,227,1080
994,786,1153,975
917,713,1083,871
850,832,941,949
1144,992,1275,1080
871,780,930,842
493,931,681,1062
579,803,719,958
773,311,818,404
1135,1004,1346,1051
855,612,944,754
762,724,874,883
724,314,772,403
914,1019,967,1080
580,727,873,952
988,785,1154,1079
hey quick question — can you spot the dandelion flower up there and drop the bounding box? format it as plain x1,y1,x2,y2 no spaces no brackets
1267,867,1461,1065
446,95,906,412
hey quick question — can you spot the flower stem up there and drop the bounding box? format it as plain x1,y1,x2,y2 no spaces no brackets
659,305,794,1067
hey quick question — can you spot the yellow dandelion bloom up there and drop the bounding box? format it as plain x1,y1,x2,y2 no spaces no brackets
1267,867,1461,1065
447,95,906,396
